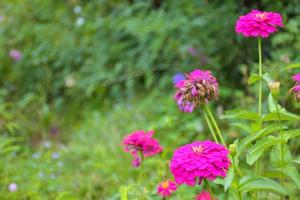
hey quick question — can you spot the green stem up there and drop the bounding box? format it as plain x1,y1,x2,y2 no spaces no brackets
258,37,263,116
203,109,219,143
275,100,285,200
204,104,226,147
254,37,263,200
205,179,213,198
138,153,144,184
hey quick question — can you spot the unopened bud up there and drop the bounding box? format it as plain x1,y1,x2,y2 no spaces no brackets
268,81,280,98
229,144,236,155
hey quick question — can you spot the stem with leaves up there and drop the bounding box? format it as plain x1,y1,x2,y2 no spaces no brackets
254,37,263,200
275,98,285,200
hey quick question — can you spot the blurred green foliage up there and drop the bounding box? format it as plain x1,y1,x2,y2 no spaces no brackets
0,0,300,199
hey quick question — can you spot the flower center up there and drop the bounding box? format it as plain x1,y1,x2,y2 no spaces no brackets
192,145,204,154
161,181,169,189
256,13,266,20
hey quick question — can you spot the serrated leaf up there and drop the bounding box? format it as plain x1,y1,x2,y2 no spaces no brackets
246,136,281,165
248,73,261,85
239,176,288,195
221,109,259,121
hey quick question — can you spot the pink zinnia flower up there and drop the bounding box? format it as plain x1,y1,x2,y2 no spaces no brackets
235,10,283,38
122,130,163,167
291,73,300,83
157,180,177,197
170,140,230,186
9,49,22,61
174,69,218,112
196,191,212,200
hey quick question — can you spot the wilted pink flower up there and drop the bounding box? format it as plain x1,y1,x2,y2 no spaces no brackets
8,183,18,192
235,10,283,38
174,69,218,112
290,76,300,103
123,130,163,167
196,191,212,200
291,73,300,83
170,140,230,186
9,49,22,61
157,180,177,197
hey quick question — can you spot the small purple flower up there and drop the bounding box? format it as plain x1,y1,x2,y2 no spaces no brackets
187,47,197,57
9,49,22,62
52,152,60,159
50,126,59,136
172,73,185,85
8,183,18,192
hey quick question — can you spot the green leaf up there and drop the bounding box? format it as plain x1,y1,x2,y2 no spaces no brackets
120,186,128,200
282,62,300,70
221,109,259,121
283,166,300,190
293,157,300,165
55,192,78,200
268,93,281,112
224,167,235,192
238,124,286,156
231,122,252,134
270,144,293,168
239,176,288,195
246,136,281,165
248,73,261,85
263,109,300,121
262,73,273,82
282,129,300,141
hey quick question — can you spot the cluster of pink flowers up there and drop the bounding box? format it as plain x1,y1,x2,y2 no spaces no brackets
157,180,177,197
120,9,293,199
174,69,219,112
290,74,300,103
235,10,283,38
170,140,230,186
122,130,163,167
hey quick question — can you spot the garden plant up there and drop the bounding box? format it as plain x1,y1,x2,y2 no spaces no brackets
122,9,300,200
1,1,300,199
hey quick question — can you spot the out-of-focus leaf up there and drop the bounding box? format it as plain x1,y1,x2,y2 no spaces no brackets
224,167,235,191
221,109,259,121
248,73,261,85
